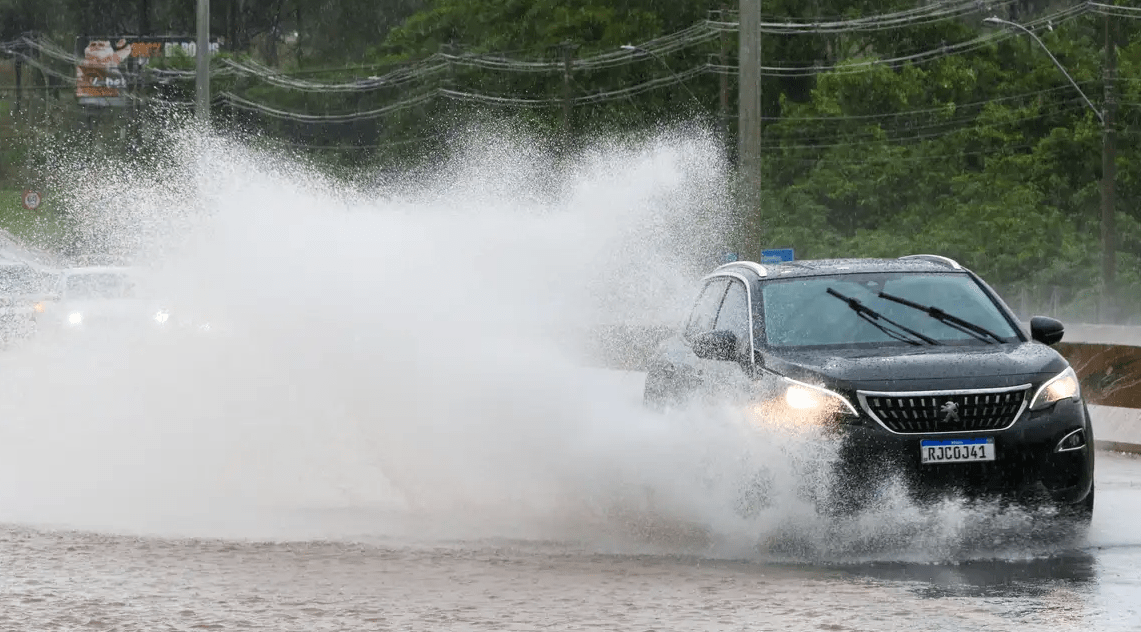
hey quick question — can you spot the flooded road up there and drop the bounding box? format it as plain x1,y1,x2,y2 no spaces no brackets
0,453,1138,631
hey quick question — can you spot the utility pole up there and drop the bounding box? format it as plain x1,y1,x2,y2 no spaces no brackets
738,0,762,257
561,41,575,144
1102,14,1117,319
719,4,730,138
139,0,150,36
195,0,210,124
13,58,21,116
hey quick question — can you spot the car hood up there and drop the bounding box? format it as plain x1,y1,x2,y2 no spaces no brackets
764,343,1069,391
52,298,159,316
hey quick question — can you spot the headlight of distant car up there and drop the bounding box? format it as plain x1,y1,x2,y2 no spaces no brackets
750,376,858,428
154,309,170,324
68,312,83,326
33,302,45,313
1029,366,1081,410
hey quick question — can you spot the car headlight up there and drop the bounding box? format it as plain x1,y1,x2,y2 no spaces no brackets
33,302,45,313
154,310,170,324
750,376,858,428
67,312,83,326
1030,366,1081,410
781,379,858,415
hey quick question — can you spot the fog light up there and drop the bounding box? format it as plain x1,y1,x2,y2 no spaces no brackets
67,312,83,326
1056,428,1086,452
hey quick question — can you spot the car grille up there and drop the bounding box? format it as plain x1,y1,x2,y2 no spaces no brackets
857,386,1030,434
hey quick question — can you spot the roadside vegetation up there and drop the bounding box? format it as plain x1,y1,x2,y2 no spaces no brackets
1,0,1140,321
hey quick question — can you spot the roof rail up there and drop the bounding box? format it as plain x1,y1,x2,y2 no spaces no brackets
899,254,962,270
714,261,769,277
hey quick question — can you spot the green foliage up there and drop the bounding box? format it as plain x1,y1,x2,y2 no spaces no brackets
8,0,1141,319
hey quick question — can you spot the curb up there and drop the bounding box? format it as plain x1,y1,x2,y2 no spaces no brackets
1095,441,1141,455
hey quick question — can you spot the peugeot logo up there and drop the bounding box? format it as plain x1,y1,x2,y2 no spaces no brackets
939,401,960,424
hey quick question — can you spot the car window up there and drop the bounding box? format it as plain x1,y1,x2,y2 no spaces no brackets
0,265,48,296
713,279,751,356
685,278,730,339
761,272,1020,348
64,273,135,300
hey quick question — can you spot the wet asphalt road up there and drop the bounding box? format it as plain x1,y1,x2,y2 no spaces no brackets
0,367,1138,631
0,451,1136,631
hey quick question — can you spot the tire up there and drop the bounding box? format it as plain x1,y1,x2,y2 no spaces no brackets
1049,483,1094,528
1072,483,1094,522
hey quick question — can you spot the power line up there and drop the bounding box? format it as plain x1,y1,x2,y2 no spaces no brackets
216,89,438,122
764,84,1096,122
710,4,1090,76
709,0,1017,34
217,63,715,121
777,143,1038,165
762,100,1094,149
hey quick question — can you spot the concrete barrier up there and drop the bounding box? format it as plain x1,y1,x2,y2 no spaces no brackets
1065,324,1141,347
1089,405,1141,454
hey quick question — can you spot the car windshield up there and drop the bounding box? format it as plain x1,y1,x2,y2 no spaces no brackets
761,272,1020,348
64,272,135,300
0,265,48,296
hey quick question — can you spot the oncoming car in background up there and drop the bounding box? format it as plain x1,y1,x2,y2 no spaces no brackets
34,267,214,338
0,259,57,346
643,255,1094,520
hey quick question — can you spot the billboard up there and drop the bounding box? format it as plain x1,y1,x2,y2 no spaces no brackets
75,36,220,107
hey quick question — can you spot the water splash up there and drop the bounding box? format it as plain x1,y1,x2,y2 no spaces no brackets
0,123,1087,564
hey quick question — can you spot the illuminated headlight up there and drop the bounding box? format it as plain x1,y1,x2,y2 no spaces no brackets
750,376,858,428
154,310,170,324
33,302,45,313
781,379,858,415
1030,366,1081,410
67,312,83,326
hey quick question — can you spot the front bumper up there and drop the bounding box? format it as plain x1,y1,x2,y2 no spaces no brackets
833,397,1094,505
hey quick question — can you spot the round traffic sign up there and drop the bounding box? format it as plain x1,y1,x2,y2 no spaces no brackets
21,190,41,210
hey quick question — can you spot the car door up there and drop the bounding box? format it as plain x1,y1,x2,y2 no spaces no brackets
695,277,756,398
645,278,730,408
684,278,730,342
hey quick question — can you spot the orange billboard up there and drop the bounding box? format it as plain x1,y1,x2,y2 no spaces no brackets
75,36,220,106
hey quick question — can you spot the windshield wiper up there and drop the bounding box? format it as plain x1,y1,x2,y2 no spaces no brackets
877,290,1004,344
826,288,941,346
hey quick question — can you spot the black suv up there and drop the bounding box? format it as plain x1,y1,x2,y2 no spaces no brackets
643,254,1094,517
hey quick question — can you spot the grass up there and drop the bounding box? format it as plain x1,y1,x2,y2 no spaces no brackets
0,189,73,254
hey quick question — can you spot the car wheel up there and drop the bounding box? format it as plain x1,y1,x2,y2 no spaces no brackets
1070,483,1094,523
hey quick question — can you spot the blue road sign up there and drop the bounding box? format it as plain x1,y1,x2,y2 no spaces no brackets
761,248,795,264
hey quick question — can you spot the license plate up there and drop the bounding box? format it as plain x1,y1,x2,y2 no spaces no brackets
920,438,995,464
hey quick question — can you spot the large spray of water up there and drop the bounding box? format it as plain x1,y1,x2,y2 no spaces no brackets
0,124,1085,562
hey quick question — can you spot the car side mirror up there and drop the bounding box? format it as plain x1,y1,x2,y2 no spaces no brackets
692,330,739,362
1030,316,1065,345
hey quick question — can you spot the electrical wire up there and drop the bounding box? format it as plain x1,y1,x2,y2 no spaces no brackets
782,143,1039,165
220,56,447,91
766,84,1096,122
1088,2,1141,17
762,100,1094,149
216,89,438,122
711,4,1090,77
710,0,1018,34
220,62,714,120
